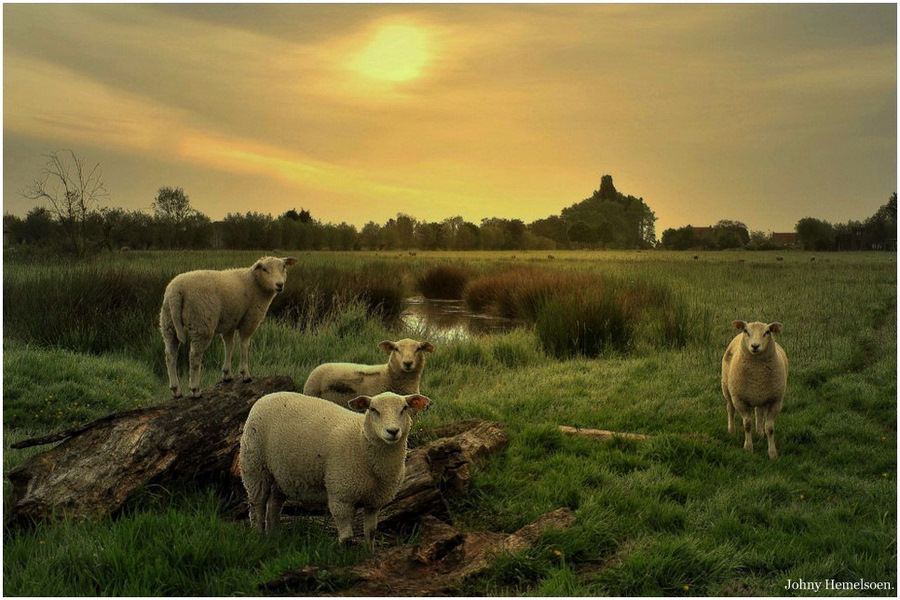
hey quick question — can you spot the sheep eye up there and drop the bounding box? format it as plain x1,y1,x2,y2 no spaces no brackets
401,405,409,413
368,407,380,416
764,331,771,336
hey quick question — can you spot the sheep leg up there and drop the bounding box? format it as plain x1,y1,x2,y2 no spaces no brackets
239,333,253,383
188,335,213,398
764,403,781,460
163,328,182,398
264,484,286,531
221,331,236,382
724,390,735,434
328,498,357,545
732,398,754,453
741,412,754,453
362,506,380,551
755,407,764,438
245,473,271,533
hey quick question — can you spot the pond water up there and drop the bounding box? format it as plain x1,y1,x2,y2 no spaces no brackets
400,297,520,341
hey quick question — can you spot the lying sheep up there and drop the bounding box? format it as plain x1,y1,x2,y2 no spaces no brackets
159,255,298,398
240,391,430,549
721,320,789,459
303,338,434,407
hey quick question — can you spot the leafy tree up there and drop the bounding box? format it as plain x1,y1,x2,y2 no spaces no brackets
660,225,696,250
18,207,58,245
796,217,836,251
567,220,598,246
528,215,569,248
560,175,656,248
863,193,897,250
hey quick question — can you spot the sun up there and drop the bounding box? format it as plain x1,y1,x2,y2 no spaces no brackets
349,24,431,83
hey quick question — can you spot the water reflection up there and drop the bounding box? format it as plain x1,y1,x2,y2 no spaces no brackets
400,297,520,341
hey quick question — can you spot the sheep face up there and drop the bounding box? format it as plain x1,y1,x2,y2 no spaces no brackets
732,320,782,355
379,338,435,374
252,256,298,294
350,392,431,444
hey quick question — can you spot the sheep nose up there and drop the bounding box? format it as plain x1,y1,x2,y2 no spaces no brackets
386,427,400,437
751,343,760,352
275,282,284,292
403,361,413,370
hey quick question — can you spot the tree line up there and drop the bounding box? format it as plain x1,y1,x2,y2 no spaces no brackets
658,194,896,251
5,151,658,255
5,150,893,255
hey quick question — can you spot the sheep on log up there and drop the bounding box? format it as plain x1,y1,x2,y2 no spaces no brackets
7,376,509,535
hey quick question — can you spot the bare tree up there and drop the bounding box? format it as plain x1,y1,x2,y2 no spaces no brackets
22,150,108,257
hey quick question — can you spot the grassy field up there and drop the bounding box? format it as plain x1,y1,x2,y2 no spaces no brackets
3,249,896,596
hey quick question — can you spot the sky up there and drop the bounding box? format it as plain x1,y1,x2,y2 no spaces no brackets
3,3,897,235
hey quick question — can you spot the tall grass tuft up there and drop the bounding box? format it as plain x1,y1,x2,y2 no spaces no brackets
415,263,470,299
463,267,703,357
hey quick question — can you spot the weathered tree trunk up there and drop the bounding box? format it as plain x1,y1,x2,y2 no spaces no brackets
262,508,576,596
7,376,295,527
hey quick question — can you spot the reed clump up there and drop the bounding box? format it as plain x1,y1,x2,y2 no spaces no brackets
462,266,701,357
415,263,470,300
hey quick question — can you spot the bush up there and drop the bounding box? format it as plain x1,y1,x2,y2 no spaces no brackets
415,264,470,299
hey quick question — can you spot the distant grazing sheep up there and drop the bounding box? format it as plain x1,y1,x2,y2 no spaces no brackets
240,391,430,549
303,338,434,407
160,255,298,398
721,320,789,459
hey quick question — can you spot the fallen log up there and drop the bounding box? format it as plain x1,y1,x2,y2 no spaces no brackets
558,425,652,441
558,425,709,443
262,507,576,596
7,376,295,526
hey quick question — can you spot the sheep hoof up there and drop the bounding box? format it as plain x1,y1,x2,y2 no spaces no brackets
222,373,233,382
242,377,253,383
191,389,202,399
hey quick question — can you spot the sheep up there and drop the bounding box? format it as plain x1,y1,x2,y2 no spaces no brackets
159,255,298,398
302,338,434,407
721,320,789,459
240,391,431,549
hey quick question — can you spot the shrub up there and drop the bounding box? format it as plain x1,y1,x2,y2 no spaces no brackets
416,264,470,299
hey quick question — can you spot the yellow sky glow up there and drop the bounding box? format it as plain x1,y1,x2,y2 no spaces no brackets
349,24,432,83
2,4,896,232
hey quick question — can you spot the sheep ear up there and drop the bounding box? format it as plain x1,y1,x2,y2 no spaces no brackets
405,394,431,413
419,342,435,353
348,396,372,411
378,340,396,352
253,260,263,271
768,322,783,334
732,320,747,331
284,257,298,267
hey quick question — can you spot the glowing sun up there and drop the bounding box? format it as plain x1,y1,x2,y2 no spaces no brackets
349,24,431,83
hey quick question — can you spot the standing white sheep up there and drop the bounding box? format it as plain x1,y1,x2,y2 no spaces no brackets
240,391,430,549
159,255,298,398
721,320,789,459
302,339,434,407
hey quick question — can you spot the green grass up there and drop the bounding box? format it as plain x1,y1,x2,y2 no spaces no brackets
3,249,896,596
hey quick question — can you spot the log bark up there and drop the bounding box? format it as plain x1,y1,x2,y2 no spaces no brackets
7,376,295,526
262,507,576,596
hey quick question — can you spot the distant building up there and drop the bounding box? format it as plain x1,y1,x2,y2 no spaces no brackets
770,232,798,248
